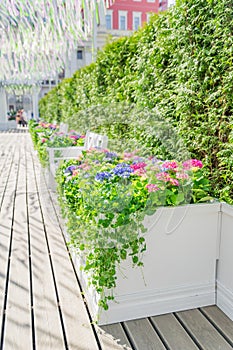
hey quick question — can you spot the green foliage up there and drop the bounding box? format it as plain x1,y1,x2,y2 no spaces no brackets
28,120,85,167
56,151,211,310
39,0,233,203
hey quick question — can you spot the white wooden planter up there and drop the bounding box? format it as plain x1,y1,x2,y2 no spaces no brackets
216,203,233,321
47,146,84,190
71,203,221,325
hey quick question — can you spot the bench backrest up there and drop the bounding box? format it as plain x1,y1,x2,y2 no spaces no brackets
48,147,83,165
59,122,69,134
48,131,108,172
84,131,108,150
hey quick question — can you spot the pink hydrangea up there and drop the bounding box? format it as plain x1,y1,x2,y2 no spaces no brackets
123,150,138,160
78,163,91,170
134,168,147,177
183,159,203,170
169,178,179,186
156,172,171,182
162,161,178,171
176,172,189,180
146,184,160,192
72,169,79,177
130,162,147,171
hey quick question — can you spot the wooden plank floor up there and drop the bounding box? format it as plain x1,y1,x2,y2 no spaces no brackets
0,130,233,350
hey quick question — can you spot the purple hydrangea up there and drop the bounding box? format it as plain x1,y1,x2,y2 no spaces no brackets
104,152,118,162
95,171,112,181
112,163,133,178
105,152,118,159
64,165,77,174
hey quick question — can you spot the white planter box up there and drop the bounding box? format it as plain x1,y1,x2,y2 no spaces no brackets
71,203,221,325
216,203,233,321
47,146,84,190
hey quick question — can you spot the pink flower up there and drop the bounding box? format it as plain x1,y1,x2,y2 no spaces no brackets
146,184,160,192
134,168,147,177
123,150,138,160
130,162,147,171
182,159,203,170
41,138,46,143
78,163,91,170
72,170,79,177
176,172,189,180
162,161,178,171
169,178,179,186
156,172,171,182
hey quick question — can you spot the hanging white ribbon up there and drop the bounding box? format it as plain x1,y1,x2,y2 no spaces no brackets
0,0,110,86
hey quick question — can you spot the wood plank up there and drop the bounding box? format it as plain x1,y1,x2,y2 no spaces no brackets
49,175,130,350
0,139,15,196
27,143,65,349
0,142,18,345
100,324,132,349
124,319,166,350
151,313,199,350
176,309,233,350
3,136,32,349
31,138,100,350
96,325,131,350
200,306,233,346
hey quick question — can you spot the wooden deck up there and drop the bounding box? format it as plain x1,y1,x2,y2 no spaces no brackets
0,130,233,350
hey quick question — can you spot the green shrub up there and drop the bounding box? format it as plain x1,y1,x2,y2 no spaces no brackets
39,0,233,203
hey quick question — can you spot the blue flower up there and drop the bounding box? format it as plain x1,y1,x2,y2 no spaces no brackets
95,171,112,181
132,157,144,164
64,165,77,174
112,163,133,178
104,152,118,160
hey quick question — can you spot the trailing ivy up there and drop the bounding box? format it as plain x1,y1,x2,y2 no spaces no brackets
56,150,210,310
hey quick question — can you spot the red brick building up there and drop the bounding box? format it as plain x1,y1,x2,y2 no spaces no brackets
106,0,168,31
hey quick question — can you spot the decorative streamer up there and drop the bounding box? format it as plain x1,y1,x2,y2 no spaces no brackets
0,0,112,87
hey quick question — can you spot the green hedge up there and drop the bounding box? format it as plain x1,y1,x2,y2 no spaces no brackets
39,0,233,203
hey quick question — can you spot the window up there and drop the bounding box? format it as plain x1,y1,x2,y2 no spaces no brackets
146,12,152,23
168,0,175,7
106,13,112,29
133,12,141,31
118,11,127,30
77,50,83,60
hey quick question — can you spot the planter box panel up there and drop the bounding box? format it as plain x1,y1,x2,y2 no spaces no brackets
216,203,233,321
72,203,220,325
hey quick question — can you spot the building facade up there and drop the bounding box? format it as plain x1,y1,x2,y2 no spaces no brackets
106,0,168,31
3,0,170,119
69,0,168,77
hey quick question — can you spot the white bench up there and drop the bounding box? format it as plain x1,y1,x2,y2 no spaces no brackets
59,122,69,133
47,131,108,190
